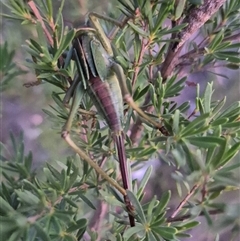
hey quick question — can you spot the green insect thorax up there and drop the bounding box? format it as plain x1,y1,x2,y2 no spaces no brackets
74,29,114,85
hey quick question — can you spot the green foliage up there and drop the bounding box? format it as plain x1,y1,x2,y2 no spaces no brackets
1,0,240,240
0,42,26,92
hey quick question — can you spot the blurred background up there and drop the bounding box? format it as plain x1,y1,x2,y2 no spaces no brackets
1,1,239,240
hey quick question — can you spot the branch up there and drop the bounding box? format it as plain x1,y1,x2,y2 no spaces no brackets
27,0,53,46
223,32,240,42
167,209,224,222
130,0,227,143
89,201,108,238
161,0,227,81
130,94,153,143
170,183,200,219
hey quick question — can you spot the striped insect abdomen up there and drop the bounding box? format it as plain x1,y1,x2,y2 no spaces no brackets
87,73,124,133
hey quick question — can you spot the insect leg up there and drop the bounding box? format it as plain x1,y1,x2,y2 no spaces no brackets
112,62,169,134
61,83,126,195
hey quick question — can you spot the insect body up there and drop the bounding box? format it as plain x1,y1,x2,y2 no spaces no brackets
75,33,124,133
62,13,168,227
62,15,135,226
73,30,130,192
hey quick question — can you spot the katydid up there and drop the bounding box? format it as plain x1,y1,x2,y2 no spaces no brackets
62,12,167,227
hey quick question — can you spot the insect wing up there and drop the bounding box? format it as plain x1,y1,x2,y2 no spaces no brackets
73,38,89,80
82,35,98,77
91,38,111,82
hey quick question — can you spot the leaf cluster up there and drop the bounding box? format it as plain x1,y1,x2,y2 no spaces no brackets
0,42,26,92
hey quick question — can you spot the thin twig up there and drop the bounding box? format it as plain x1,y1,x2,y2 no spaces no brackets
131,19,149,87
170,183,200,219
132,39,149,86
27,0,53,46
89,201,109,240
223,32,240,42
27,185,88,224
130,99,153,144
167,209,224,222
